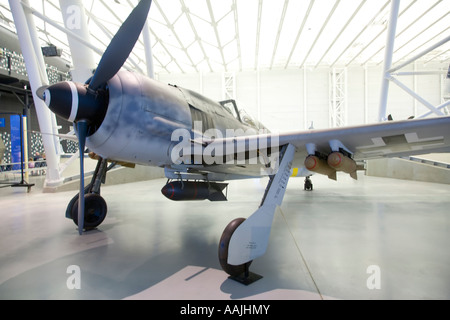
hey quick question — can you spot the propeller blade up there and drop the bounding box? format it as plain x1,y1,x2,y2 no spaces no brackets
88,0,152,91
76,120,88,235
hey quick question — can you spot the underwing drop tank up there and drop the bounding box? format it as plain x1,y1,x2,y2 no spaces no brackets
161,181,228,201
304,155,337,180
327,152,358,180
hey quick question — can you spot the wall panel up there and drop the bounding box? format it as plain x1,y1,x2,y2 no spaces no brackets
157,61,447,132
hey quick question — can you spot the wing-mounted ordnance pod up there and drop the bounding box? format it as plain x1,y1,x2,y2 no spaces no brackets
161,180,228,201
304,154,337,181
304,147,360,182
327,151,358,180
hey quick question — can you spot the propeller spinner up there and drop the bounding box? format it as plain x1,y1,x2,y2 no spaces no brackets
37,0,152,235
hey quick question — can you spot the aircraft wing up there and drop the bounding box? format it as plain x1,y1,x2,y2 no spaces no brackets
172,116,450,178
281,115,450,163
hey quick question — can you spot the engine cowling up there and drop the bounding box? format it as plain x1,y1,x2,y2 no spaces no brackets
86,70,192,167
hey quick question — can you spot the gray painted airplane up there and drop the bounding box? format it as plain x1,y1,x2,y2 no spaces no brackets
37,0,450,283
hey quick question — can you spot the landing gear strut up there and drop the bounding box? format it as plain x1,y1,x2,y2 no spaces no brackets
218,144,296,285
66,156,114,231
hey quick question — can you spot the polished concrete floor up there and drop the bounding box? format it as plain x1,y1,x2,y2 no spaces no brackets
0,173,449,300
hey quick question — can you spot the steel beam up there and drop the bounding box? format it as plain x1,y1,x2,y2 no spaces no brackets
378,0,400,122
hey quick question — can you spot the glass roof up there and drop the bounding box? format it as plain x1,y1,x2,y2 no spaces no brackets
0,0,449,76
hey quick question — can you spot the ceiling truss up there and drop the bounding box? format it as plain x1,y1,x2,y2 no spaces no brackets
0,0,448,75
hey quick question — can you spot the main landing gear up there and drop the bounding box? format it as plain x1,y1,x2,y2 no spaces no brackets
304,176,313,191
217,144,296,285
218,218,263,285
66,156,114,231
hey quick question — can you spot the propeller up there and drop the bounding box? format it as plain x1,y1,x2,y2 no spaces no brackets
36,0,152,235
89,0,152,91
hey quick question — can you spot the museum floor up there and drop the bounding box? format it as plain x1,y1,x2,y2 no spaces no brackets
0,173,449,300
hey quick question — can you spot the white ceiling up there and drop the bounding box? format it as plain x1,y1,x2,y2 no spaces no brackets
0,0,449,76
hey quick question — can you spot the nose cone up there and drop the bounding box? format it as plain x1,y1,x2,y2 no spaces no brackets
42,82,76,121
38,81,108,126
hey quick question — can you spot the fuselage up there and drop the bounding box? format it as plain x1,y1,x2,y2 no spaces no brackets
45,70,266,168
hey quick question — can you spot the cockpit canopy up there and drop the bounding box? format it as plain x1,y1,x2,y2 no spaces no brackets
219,100,268,131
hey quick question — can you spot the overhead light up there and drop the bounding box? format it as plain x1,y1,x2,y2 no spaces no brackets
41,44,62,57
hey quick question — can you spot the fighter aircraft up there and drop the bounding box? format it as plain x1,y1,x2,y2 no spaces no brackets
36,0,450,283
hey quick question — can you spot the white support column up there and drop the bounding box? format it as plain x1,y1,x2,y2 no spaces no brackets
9,0,63,189
22,0,62,158
199,71,203,94
378,0,400,122
303,68,308,130
364,64,369,124
330,68,347,127
413,61,418,117
22,0,47,83
59,0,95,82
143,20,154,79
222,72,236,100
388,35,450,74
388,75,444,116
445,64,450,102
257,69,261,122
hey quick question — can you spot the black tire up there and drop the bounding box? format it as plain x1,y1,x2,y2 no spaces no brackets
218,218,252,277
304,179,313,191
71,193,107,230
66,184,92,219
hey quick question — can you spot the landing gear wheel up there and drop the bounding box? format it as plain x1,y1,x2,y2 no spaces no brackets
66,184,91,219
304,176,313,191
219,218,251,276
71,193,107,230
218,218,262,285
